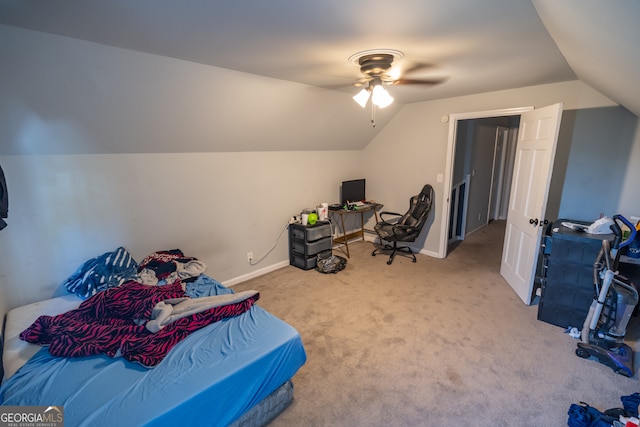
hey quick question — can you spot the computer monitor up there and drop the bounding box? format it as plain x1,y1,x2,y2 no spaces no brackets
341,179,366,205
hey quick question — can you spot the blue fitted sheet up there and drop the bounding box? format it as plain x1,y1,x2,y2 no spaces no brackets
0,276,306,427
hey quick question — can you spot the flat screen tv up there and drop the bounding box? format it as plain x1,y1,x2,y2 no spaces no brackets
341,179,366,205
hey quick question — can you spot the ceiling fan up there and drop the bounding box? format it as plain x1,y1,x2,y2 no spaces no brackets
350,49,444,86
348,49,446,125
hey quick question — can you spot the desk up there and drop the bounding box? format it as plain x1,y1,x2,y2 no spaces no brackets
330,203,382,258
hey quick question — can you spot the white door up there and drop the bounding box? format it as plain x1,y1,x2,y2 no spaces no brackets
500,103,563,304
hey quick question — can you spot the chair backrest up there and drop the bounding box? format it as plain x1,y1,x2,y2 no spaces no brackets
399,184,435,232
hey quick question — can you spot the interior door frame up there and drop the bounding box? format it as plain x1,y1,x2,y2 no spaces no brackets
489,126,509,221
438,106,534,258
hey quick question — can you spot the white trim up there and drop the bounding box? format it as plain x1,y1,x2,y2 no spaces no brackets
364,233,377,243
438,106,534,259
225,234,378,287
224,234,437,287
448,173,471,244
223,260,289,287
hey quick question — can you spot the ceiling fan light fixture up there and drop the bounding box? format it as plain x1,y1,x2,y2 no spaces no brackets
349,49,405,125
371,84,393,108
353,88,371,108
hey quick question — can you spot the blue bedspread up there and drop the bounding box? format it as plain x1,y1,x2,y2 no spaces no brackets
0,276,306,427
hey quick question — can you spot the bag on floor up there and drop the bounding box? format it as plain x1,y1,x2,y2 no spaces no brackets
622,393,640,418
316,254,346,274
567,402,617,427
567,399,637,427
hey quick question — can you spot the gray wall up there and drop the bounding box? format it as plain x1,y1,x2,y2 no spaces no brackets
453,107,637,234
555,107,638,221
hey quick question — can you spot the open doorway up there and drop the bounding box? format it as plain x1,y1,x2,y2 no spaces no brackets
439,107,534,258
447,116,520,254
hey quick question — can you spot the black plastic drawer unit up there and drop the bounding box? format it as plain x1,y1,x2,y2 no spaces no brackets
289,222,332,270
537,220,613,328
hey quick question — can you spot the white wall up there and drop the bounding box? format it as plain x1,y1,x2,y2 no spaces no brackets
0,151,361,311
0,24,378,323
0,24,398,156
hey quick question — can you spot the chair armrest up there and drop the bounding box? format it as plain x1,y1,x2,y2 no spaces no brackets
392,224,416,233
379,211,402,222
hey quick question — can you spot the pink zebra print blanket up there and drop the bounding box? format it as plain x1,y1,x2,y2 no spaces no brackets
19,281,260,367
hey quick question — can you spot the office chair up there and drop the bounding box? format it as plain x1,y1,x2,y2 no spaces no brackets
372,184,434,265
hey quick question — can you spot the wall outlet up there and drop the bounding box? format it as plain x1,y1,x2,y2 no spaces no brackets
247,252,253,263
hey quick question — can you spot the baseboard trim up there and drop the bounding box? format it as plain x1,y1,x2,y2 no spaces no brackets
224,238,439,287
223,260,290,287
416,247,441,258
365,234,440,258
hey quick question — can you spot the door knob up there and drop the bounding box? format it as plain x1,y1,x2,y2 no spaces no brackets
539,219,549,227
529,218,539,226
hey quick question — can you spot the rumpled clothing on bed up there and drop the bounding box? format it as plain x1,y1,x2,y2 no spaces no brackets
145,290,259,333
137,249,207,286
63,247,139,299
19,281,260,367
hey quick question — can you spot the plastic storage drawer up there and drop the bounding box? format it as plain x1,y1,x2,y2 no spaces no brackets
290,223,332,242
288,222,333,271
291,238,332,257
290,249,331,270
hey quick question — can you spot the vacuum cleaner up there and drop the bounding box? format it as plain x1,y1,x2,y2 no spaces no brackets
576,214,638,377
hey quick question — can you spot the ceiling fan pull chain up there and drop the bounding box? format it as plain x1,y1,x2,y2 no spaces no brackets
371,102,376,127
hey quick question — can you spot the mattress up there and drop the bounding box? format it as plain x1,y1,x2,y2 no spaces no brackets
0,277,306,427
230,380,294,427
2,293,83,382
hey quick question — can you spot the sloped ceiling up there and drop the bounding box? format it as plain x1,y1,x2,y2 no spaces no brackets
0,0,638,155
532,0,640,118
0,0,578,105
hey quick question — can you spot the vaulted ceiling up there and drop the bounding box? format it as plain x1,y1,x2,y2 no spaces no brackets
1,0,639,133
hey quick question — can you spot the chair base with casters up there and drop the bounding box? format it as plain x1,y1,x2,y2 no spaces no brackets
371,184,434,266
371,241,416,265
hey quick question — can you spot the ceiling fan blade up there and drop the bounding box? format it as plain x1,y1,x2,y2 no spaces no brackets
353,77,371,87
399,61,437,76
384,60,440,82
392,76,448,86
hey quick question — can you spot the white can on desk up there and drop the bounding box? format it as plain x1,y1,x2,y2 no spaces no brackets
317,203,329,221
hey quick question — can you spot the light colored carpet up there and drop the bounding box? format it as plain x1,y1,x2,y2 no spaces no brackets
233,221,639,426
